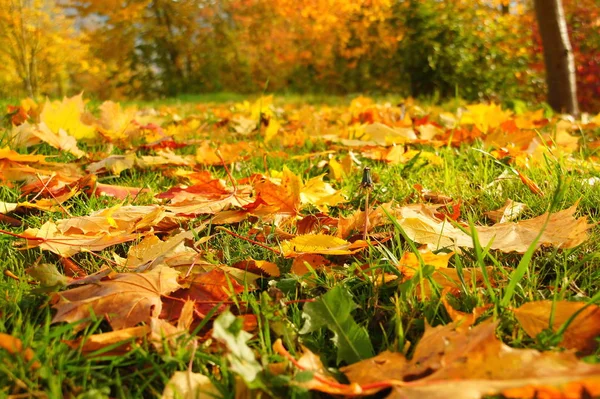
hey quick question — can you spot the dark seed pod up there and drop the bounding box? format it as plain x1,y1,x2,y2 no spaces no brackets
361,166,373,189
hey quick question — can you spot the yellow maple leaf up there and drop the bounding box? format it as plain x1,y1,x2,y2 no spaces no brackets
281,234,366,257
265,119,281,143
459,103,512,133
40,93,97,140
301,174,347,211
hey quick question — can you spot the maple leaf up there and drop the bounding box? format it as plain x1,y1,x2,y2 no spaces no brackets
253,166,302,215
64,326,150,356
162,269,247,319
328,154,355,182
484,199,528,223
162,182,254,216
18,221,145,257
362,122,417,145
15,205,183,257
40,93,97,140
10,122,85,158
300,174,347,210
162,371,222,399
285,320,600,399
122,229,199,270
280,234,367,257
459,103,512,133
389,204,591,253
96,101,138,141
87,154,136,175
195,141,251,165
291,253,331,275
51,266,181,331
514,300,600,355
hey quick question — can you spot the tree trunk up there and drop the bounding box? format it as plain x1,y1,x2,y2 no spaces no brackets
534,0,579,116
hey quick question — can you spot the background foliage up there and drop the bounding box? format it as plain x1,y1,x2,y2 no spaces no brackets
0,0,598,111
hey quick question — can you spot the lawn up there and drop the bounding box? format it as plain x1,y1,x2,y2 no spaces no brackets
1,94,599,399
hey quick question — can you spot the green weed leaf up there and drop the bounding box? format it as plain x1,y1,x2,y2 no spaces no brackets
300,285,374,364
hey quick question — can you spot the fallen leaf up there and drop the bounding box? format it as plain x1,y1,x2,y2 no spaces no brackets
51,266,181,331
40,93,97,140
280,234,366,257
341,320,600,399
390,204,591,253
162,371,222,399
162,269,247,319
398,251,454,277
253,166,301,215
291,254,331,275
363,122,417,145
64,326,150,356
514,300,600,355
300,174,347,211
484,199,528,223
0,333,40,369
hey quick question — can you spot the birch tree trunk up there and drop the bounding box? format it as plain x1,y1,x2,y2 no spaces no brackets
534,0,579,116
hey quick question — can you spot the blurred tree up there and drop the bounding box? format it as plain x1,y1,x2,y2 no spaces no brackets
0,0,98,98
534,0,579,115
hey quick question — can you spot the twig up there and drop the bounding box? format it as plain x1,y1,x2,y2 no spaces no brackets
34,173,72,216
361,167,374,241
216,226,282,255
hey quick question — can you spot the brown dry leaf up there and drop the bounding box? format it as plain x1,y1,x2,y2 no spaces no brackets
163,185,254,216
340,320,600,399
272,340,362,396
64,326,150,356
392,204,591,253
19,205,183,257
253,166,302,215
162,269,247,319
484,199,528,223
341,350,407,385
51,266,181,331
360,145,406,164
149,300,195,352
19,221,146,257
514,300,600,355
123,228,205,271
12,122,86,158
137,149,194,168
337,204,393,238
0,333,40,369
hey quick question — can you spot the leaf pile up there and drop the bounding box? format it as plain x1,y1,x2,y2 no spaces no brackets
1,95,599,398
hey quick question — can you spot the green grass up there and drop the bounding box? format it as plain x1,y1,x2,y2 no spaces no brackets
0,94,599,398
